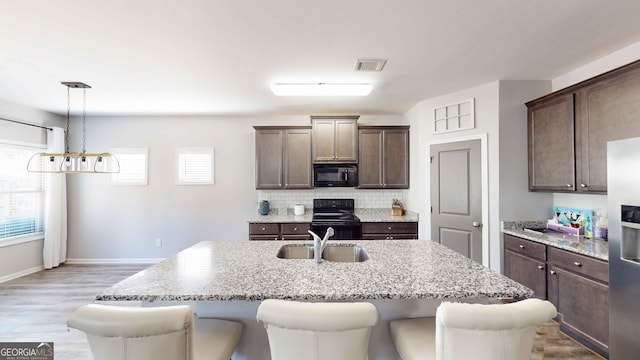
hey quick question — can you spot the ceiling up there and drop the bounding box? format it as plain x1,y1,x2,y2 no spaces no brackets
1,0,640,116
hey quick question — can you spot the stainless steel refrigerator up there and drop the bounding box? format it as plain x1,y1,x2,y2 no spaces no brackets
608,136,640,359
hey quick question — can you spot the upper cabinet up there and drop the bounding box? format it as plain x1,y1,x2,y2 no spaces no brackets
255,126,313,190
575,64,640,192
527,94,576,191
358,126,409,189
312,116,359,163
526,60,640,193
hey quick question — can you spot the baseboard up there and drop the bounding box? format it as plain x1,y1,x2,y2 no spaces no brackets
0,265,45,283
65,258,164,265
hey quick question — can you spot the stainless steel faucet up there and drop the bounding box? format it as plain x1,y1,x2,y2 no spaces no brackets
308,227,334,264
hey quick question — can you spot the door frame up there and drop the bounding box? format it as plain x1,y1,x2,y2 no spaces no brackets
429,133,489,266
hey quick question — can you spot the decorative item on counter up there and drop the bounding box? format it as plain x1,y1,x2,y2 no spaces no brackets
294,204,305,216
391,199,404,216
258,200,270,216
549,207,593,238
593,209,608,240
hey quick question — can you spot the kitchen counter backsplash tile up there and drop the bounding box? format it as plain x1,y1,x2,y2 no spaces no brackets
248,209,418,223
97,240,532,302
355,209,419,222
502,221,608,261
258,189,405,210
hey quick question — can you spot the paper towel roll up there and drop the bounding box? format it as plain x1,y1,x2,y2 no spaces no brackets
294,204,305,216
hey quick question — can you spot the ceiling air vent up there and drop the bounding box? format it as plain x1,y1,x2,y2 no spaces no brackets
354,59,386,72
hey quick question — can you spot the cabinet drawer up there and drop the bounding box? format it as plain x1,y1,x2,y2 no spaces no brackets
249,223,279,235
504,235,546,262
281,223,310,235
250,235,280,241
362,222,418,234
548,246,608,283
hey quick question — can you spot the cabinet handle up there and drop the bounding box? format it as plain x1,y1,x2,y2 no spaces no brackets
537,265,544,270
566,184,573,188
580,183,588,188
294,227,297,231
262,227,266,231
573,261,582,267
550,270,556,275
274,237,278,240
388,226,392,230
519,244,525,249
389,236,394,240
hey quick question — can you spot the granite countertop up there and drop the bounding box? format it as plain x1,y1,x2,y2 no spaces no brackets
97,240,531,302
502,221,608,261
248,208,419,223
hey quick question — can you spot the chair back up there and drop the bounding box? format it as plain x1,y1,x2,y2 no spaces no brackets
67,304,194,360
435,298,557,360
257,299,379,360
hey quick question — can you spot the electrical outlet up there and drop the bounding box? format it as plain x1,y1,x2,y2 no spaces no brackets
155,239,162,247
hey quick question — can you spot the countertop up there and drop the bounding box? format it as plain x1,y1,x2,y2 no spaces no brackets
248,208,419,223
97,239,532,302
502,221,608,261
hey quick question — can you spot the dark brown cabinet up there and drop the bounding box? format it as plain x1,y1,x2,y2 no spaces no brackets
254,127,312,189
358,126,409,189
526,59,640,193
547,246,609,356
503,233,609,357
311,116,358,163
249,222,311,241
527,94,575,192
361,222,418,240
575,62,640,192
503,235,547,299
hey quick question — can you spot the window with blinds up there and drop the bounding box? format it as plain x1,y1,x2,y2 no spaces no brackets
111,148,148,185
176,148,214,185
0,142,45,241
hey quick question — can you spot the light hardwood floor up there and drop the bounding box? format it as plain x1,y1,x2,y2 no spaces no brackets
0,264,605,359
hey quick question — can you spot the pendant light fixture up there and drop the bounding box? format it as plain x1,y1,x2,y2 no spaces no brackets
27,82,120,173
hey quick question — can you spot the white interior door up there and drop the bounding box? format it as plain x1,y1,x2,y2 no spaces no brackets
430,139,482,262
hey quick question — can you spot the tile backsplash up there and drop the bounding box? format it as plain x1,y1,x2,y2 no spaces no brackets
258,189,404,209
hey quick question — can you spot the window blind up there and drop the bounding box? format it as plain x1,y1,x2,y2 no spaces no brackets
176,148,214,185
0,143,45,240
111,148,148,185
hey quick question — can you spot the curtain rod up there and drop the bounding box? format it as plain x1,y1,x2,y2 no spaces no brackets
0,117,53,131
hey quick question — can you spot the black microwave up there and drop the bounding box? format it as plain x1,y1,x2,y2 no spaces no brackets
313,164,357,187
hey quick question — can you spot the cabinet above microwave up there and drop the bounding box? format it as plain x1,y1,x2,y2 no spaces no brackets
311,116,359,163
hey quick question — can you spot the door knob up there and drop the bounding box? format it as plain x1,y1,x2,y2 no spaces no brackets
472,221,482,227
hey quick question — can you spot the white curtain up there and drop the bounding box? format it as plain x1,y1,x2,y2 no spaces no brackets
43,127,67,269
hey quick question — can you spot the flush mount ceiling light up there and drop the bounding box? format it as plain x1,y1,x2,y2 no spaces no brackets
270,83,373,96
27,82,120,173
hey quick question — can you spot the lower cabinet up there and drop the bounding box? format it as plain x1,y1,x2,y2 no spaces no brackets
504,235,547,299
547,247,609,356
361,222,418,240
503,233,609,357
249,223,311,241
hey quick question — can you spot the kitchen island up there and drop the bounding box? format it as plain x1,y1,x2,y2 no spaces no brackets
98,240,532,359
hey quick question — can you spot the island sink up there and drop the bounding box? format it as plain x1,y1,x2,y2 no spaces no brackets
276,244,314,260
276,244,369,262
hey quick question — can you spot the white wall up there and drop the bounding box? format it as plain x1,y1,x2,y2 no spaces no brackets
405,80,552,271
498,80,553,221
0,99,64,281
551,39,640,212
406,81,502,269
65,114,406,261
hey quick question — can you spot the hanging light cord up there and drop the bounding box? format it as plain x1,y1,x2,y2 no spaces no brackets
82,88,87,154
65,86,71,154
